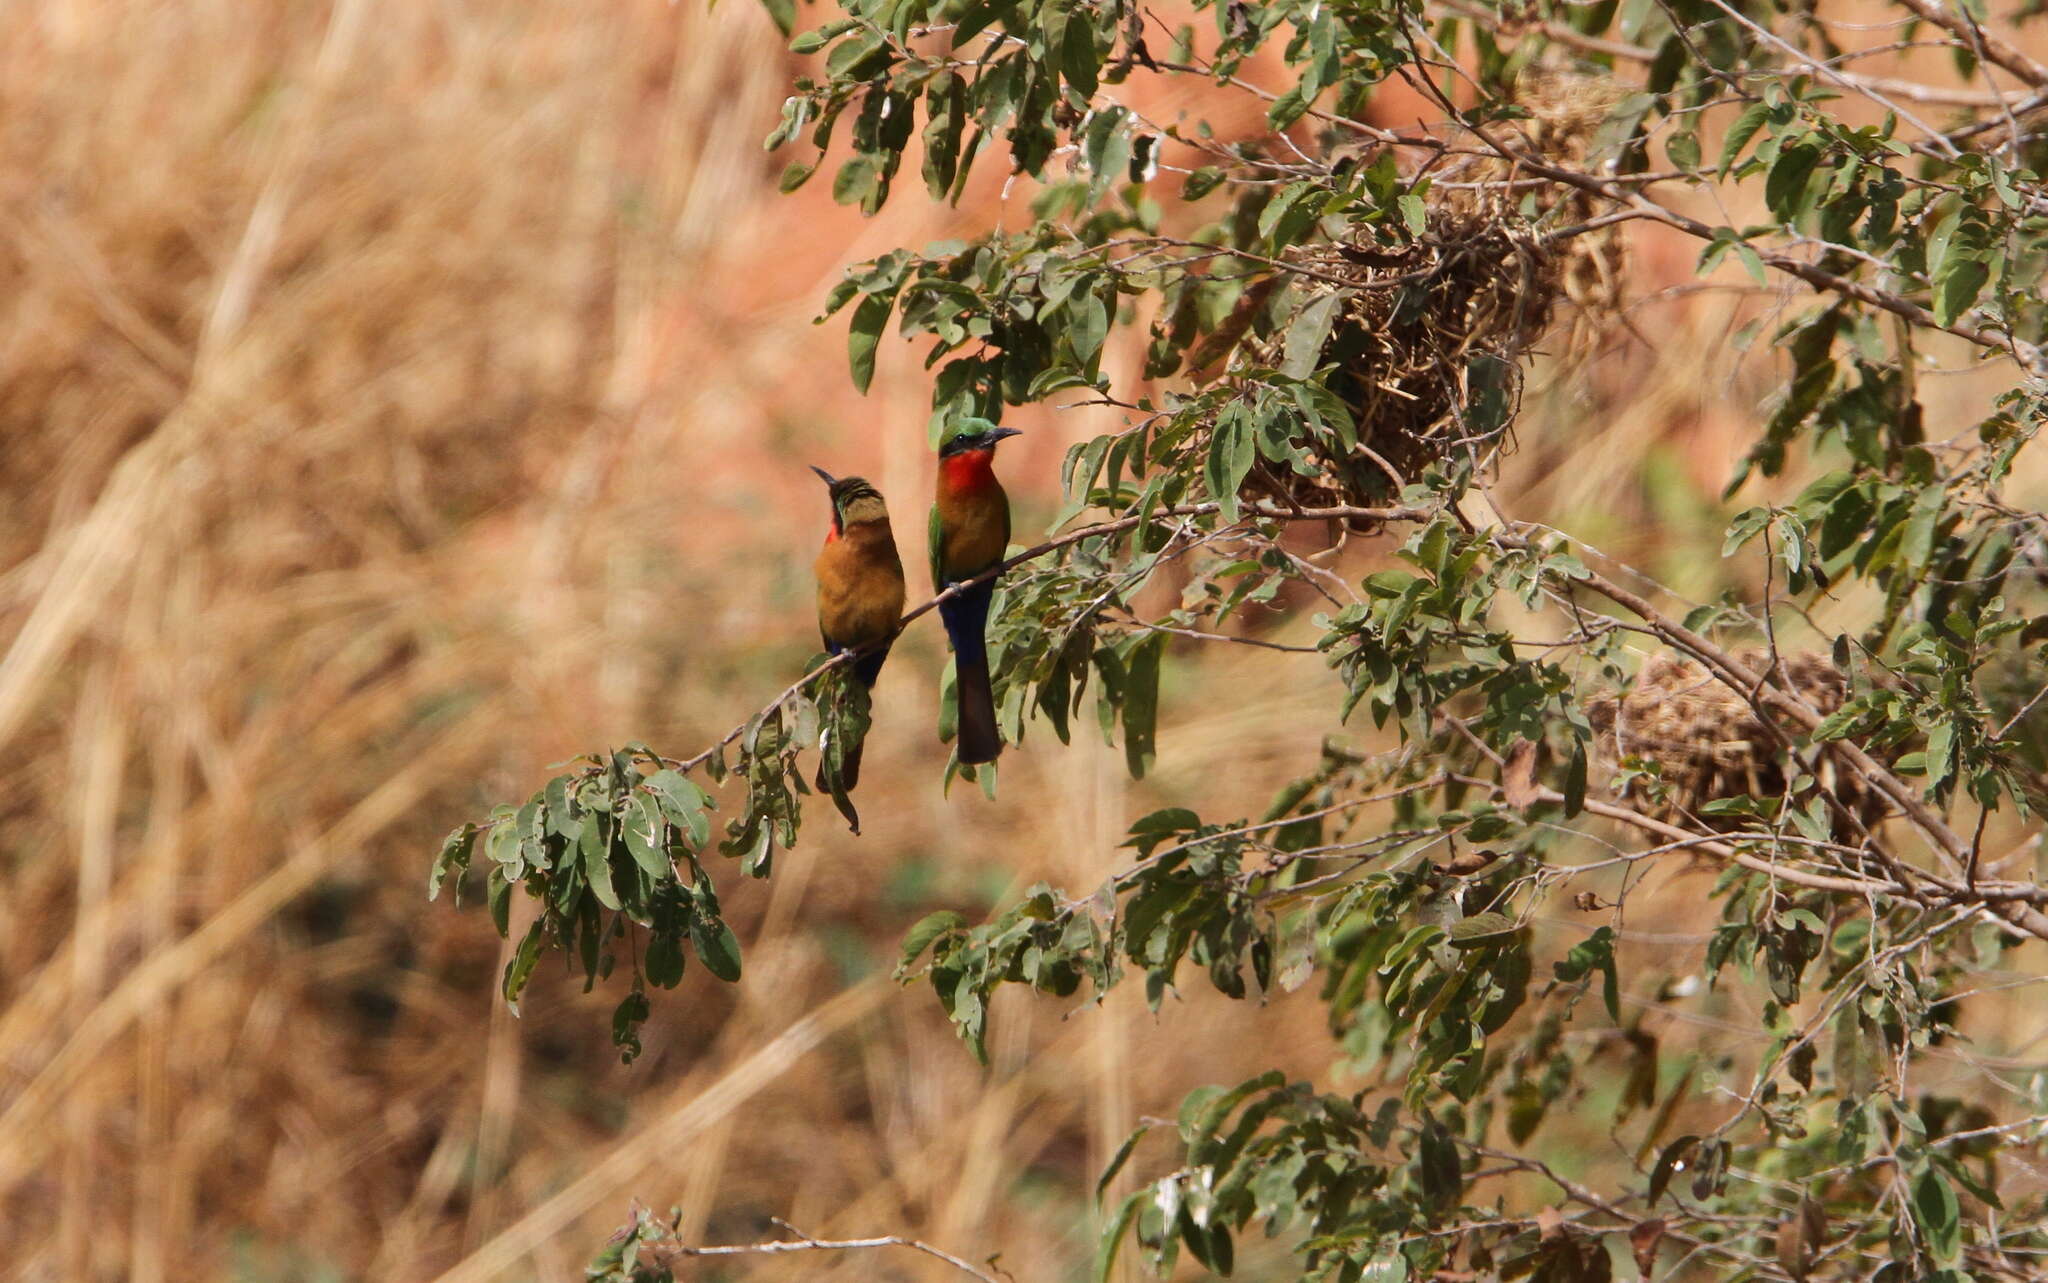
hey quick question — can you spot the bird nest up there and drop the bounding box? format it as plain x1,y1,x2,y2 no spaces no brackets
1178,65,1628,525
1586,650,1889,829
1499,63,1631,324
1232,212,1558,514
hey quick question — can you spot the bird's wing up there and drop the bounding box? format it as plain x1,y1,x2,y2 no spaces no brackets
927,500,946,592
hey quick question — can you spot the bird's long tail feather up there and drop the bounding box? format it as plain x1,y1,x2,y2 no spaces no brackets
939,578,1001,765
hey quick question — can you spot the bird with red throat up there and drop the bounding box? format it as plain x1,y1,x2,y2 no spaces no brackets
929,421,1021,768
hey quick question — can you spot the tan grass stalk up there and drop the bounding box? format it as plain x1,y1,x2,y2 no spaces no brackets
427,977,890,1283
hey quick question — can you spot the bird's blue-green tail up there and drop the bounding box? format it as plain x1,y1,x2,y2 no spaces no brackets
939,578,1001,765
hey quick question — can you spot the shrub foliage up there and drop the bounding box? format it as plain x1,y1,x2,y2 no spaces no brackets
437,0,2048,1275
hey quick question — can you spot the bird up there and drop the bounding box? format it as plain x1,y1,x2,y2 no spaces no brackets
812,467,906,820
929,422,1021,767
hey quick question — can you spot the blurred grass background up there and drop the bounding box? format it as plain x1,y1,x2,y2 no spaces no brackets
0,2,2042,1280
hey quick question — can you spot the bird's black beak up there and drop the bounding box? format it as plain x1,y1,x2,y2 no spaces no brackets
810,465,839,487
986,427,1023,444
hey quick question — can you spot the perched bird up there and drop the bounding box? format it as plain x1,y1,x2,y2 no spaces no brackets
812,467,906,806
929,423,1021,766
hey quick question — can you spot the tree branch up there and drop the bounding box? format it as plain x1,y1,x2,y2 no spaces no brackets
659,499,1427,776
644,1216,1004,1282
1434,0,2036,108
1891,0,2048,89
1483,535,2048,940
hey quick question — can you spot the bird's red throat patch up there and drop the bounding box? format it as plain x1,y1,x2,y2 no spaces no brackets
940,448,997,493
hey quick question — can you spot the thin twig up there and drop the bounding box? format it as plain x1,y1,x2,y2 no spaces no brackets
644,1217,1005,1282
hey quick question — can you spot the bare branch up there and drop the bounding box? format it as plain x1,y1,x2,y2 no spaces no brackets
642,1216,1005,1282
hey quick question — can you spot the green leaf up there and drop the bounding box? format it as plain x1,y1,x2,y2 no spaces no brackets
429,822,478,900
951,0,1009,47
1096,1190,1144,1283
1281,293,1342,380
788,23,842,54
1562,740,1587,818
1266,85,1310,130
1398,192,1427,235
1097,1123,1153,1205
487,865,511,937
612,990,650,1063
1256,181,1313,245
485,816,521,869
1554,925,1618,1021
645,770,712,848
1719,101,1771,174
824,30,884,77
1446,911,1519,947
1933,241,1989,327
777,160,817,193
1732,241,1767,285
1903,484,1944,571
1205,405,1256,523
848,289,895,395
623,792,670,881
691,911,744,982
502,917,547,1011
1648,1135,1699,1206
832,152,883,207
1765,143,1823,221
1122,634,1164,779
1926,718,1957,790
1067,287,1110,368
1914,1167,1962,1264
1062,13,1098,96
580,813,621,910
1724,506,1771,555
1183,1070,1285,1156
898,909,966,972
1416,1118,1462,1211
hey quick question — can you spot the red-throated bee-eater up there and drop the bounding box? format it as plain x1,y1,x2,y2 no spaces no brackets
930,423,1021,766
812,467,905,802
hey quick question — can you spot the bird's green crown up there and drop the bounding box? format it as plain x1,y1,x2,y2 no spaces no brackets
937,418,1022,459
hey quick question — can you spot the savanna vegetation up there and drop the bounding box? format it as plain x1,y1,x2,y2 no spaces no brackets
5,0,2048,1280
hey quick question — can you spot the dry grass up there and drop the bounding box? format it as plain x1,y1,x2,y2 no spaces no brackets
0,5,1345,1279
2,3,2046,1282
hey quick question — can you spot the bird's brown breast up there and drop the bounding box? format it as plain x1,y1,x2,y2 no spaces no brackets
815,519,906,648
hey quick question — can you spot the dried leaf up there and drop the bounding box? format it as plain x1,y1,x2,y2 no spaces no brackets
1630,1219,1666,1278
1502,740,1543,808
1773,1197,1827,1282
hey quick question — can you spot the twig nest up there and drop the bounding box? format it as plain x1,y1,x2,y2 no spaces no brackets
1487,64,1631,324
1586,649,1889,829
1242,213,1556,507
1192,65,1628,526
